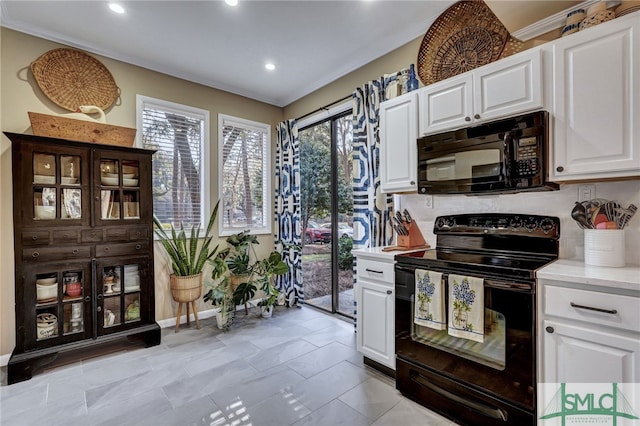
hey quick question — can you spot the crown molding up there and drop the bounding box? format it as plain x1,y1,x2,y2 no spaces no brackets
512,0,621,41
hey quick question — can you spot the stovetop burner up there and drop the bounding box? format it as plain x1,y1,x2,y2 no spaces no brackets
395,213,560,281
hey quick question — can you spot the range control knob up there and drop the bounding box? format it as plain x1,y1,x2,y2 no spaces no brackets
540,218,555,234
509,217,523,230
525,218,538,232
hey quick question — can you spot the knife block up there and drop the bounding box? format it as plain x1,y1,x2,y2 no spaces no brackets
397,222,427,248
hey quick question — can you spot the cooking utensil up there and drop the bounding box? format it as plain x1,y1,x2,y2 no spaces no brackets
571,202,591,229
617,204,637,229
395,211,405,225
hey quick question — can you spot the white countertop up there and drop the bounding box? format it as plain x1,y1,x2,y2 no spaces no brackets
352,246,428,261
537,259,640,291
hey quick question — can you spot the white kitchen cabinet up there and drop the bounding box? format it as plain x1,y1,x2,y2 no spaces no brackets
542,319,639,383
354,251,395,370
418,49,542,136
379,92,418,193
551,13,640,181
537,261,640,384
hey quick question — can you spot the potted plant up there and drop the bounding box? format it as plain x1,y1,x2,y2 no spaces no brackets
254,251,288,317
203,249,235,330
204,230,288,318
153,200,220,331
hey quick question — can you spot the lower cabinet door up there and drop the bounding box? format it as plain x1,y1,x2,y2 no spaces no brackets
96,256,150,335
356,279,395,369
23,261,93,350
542,319,640,383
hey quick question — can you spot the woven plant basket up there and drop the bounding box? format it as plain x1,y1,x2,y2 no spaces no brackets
417,0,510,86
170,273,203,303
30,48,119,112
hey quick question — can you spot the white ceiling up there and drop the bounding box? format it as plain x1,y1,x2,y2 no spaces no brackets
1,0,464,107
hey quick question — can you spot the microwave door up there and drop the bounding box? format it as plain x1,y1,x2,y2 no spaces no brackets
454,150,501,181
425,150,502,183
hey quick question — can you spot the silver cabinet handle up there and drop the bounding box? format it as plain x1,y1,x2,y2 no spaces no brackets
464,116,471,122
386,290,392,295
570,302,618,315
365,268,383,274
474,114,480,119
410,181,415,185
545,326,554,333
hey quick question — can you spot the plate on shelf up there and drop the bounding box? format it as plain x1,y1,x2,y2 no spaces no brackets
123,178,139,187
101,176,118,186
34,175,55,184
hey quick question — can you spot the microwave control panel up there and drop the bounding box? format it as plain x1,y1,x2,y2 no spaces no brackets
515,136,539,177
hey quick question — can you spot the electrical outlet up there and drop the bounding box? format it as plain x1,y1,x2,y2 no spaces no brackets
578,184,595,202
424,195,433,209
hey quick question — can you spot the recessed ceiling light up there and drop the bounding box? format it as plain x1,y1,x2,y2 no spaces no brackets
265,63,276,71
225,0,238,6
109,3,125,14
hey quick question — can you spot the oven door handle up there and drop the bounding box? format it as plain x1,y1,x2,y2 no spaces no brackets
410,371,508,422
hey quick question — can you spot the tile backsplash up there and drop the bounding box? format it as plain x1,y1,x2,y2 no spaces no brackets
400,181,640,265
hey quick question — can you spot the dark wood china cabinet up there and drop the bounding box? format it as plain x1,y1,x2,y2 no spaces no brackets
5,132,161,384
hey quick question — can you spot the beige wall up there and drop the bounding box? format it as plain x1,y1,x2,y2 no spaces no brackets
0,28,283,358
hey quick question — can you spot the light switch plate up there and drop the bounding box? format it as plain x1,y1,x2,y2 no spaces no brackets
578,184,595,202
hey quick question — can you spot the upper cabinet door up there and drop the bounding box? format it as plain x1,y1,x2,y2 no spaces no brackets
551,15,640,181
474,49,543,122
380,92,418,193
419,74,473,135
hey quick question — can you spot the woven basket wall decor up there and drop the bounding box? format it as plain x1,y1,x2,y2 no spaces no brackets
30,48,119,111
417,0,511,86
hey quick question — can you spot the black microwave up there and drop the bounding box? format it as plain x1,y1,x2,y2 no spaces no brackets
417,111,558,195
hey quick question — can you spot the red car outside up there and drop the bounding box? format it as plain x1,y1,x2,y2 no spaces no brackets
304,221,331,244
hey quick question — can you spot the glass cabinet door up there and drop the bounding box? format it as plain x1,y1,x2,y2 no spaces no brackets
97,257,148,334
25,263,92,350
29,147,88,224
98,156,142,222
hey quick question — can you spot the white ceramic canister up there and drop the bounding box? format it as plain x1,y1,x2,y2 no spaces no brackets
584,229,626,267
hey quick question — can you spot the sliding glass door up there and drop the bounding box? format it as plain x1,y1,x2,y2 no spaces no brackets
299,112,354,317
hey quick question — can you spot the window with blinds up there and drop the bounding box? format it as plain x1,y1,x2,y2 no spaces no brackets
218,114,271,235
136,95,210,230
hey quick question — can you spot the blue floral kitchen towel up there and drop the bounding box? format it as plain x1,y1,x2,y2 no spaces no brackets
448,274,484,343
414,269,445,330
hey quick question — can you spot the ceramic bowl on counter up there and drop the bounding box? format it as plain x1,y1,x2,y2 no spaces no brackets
36,313,57,339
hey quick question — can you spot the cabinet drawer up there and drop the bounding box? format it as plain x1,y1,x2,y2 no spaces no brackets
356,258,394,284
96,241,149,257
23,246,90,261
81,229,103,242
544,285,640,333
21,230,50,246
106,228,128,241
52,230,79,243
128,227,149,241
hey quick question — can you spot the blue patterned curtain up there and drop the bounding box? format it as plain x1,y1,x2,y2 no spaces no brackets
352,78,394,251
274,120,303,306
351,77,395,326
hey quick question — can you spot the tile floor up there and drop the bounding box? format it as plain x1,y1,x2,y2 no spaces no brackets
0,306,454,426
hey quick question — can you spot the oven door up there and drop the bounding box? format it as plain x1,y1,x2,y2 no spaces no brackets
395,263,536,423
